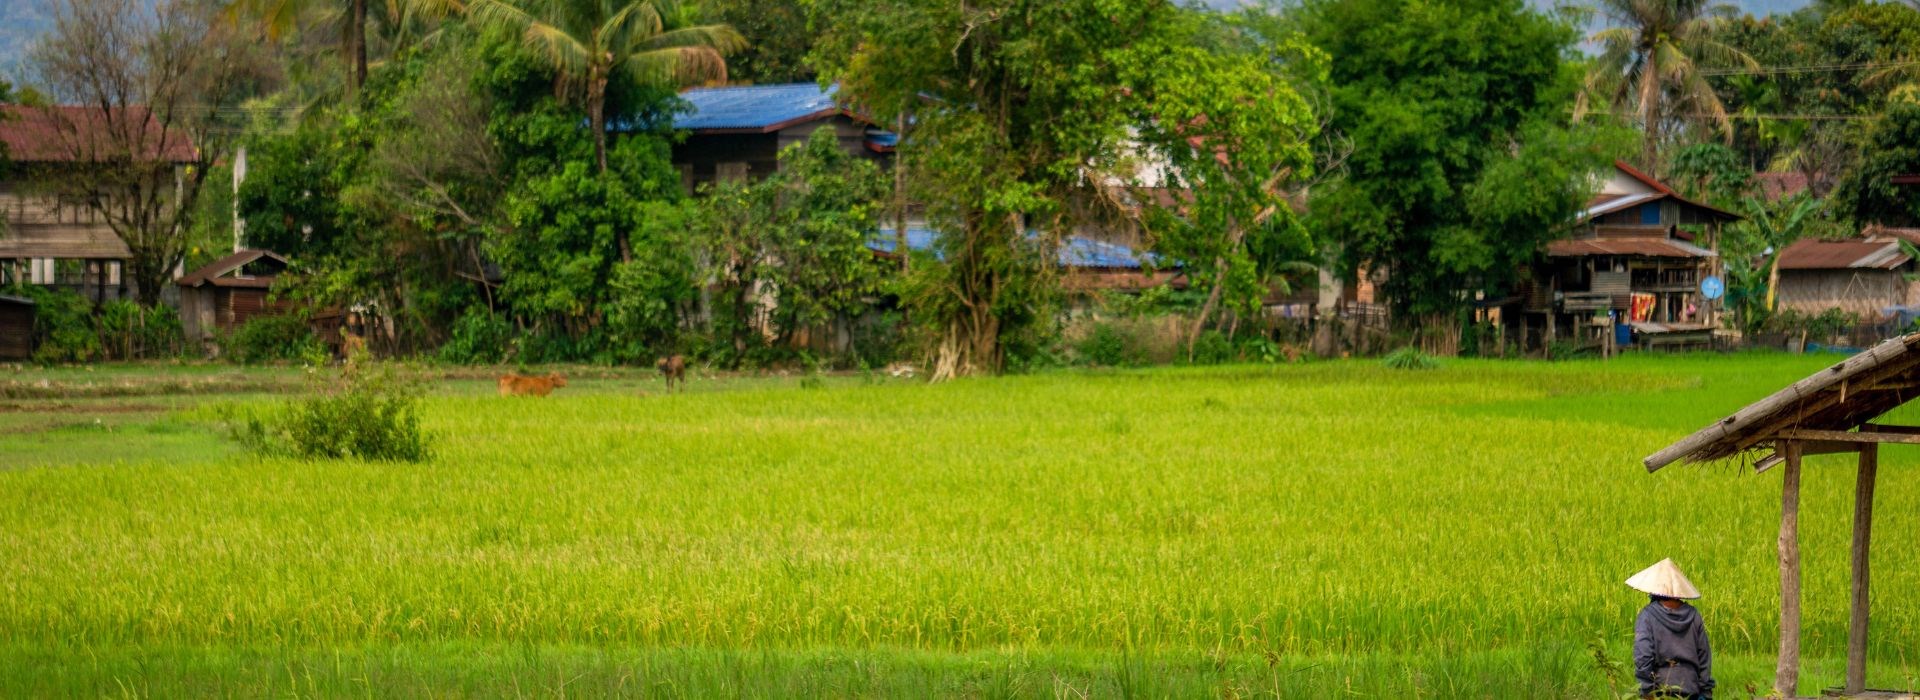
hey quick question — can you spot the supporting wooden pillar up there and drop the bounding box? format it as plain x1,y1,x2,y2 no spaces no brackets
1847,442,1879,695
1776,439,1804,698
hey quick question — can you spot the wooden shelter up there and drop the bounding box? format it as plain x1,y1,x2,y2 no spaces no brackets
0,294,34,360
176,249,292,345
1644,334,1920,697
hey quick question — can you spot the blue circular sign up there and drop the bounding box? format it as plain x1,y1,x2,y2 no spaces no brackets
1700,275,1725,300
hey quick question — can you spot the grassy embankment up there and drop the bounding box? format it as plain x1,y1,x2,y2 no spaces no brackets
1,354,1915,697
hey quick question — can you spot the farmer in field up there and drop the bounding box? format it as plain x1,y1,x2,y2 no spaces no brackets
1628,558,1714,699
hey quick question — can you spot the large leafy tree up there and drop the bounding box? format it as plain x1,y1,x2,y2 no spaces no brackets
811,0,1182,378
1133,19,1323,359
223,0,460,95
694,0,815,83
468,0,743,175
1301,0,1624,329
1832,101,1920,228
1579,0,1755,166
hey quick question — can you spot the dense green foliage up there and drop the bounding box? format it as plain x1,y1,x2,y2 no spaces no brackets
1,285,185,363
1300,0,1623,323
1832,101,1920,227
3,356,1919,694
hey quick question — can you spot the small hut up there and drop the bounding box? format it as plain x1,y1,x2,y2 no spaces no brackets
0,294,34,360
1645,334,1920,697
176,249,292,345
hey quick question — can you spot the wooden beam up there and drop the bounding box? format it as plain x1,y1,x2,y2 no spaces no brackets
1847,443,1879,695
1860,422,1920,435
1776,440,1804,698
1800,440,1864,456
1775,428,1920,445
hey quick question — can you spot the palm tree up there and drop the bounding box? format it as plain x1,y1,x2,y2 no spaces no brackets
468,0,744,173
1577,0,1757,167
225,0,462,94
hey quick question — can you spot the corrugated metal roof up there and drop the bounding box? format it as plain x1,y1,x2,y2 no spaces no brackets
673,83,850,132
1777,239,1910,271
1576,192,1661,221
871,227,1157,270
0,105,198,163
1546,237,1715,258
177,249,289,287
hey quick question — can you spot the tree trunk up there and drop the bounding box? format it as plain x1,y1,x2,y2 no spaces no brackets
1187,253,1232,361
587,72,630,263
347,0,367,93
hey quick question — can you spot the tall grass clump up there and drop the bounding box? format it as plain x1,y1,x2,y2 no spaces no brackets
1382,346,1439,370
231,356,431,462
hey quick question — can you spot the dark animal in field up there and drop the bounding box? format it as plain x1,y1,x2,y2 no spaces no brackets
657,355,686,390
499,372,567,397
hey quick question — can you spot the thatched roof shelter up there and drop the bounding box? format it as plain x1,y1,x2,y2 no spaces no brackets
1645,333,1920,697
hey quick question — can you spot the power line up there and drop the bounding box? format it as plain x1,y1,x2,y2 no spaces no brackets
1698,60,1920,77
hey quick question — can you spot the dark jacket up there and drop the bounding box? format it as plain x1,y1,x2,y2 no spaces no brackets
1634,600,1714,698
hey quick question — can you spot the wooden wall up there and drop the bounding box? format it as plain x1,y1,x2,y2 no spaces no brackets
0,302,32,359
1777,269,1907,318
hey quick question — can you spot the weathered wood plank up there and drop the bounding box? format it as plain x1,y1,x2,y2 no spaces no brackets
1644,335,1920,471
1774,428,1920,445
1777,441,1804,698
1847,443,1879,695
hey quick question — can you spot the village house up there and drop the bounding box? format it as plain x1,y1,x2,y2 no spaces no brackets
0,105,197,303
1772,226,1920,320
669,83,894,191
1511,161,1740,351
665,83,1165,283
175,248,293,345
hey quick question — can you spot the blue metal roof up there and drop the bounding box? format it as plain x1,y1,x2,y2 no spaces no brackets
871,227,1159,270
674,83,846,132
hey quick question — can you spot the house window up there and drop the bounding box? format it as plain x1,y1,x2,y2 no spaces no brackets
108,261,121,286
716,161,750,183
29,258,53,284
1640,204,1661,225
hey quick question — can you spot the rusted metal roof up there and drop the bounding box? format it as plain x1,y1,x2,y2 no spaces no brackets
177,249,288,288
1546,237,1715,258
1645,333,1920,469
1777,239,1909,271
1865,225,1920,245
0,105,198,163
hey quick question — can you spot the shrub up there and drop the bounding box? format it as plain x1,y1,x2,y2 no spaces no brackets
1189,330,1234,365
438,309,514,364
93,300,185,360
232,358,431,462
3,284,184,363
1076,323,1136,367
223,313,324,364
1382,346,1439,370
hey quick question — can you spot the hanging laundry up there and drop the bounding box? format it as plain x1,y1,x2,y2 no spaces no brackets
1630,293,1657,322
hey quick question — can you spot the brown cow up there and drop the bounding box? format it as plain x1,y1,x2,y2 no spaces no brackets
498,372,567,397
656,355,686,390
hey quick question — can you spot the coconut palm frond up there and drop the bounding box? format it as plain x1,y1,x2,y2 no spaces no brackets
625,45,729,85
635,24,747,55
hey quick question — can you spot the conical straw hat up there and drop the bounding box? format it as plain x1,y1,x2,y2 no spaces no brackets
1626,558,1702,599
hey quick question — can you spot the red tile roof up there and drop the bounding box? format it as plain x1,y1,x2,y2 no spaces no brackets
0,105,198,164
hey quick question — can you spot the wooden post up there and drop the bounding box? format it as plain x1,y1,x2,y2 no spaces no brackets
1847,442,1879,695
1776,439,1804,698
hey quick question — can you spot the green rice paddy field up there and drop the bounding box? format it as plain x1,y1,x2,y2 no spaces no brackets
2,354,1917,697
